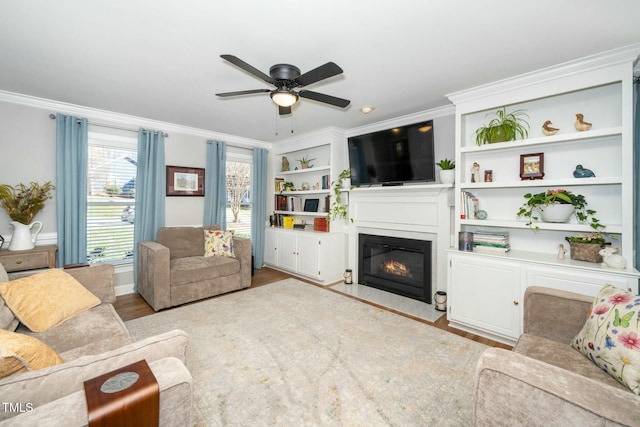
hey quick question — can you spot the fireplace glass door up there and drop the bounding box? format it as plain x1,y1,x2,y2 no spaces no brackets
358,234,432,303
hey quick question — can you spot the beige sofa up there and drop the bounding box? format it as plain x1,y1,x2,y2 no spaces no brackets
138,226,252,311
474,286,640,426
0,263,192,426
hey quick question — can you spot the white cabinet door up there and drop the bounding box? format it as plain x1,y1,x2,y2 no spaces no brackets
277,232,297,272
297,234,320,279
264,228,278,266
448,253,522,340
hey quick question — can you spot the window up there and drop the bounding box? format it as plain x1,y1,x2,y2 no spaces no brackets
86,133,137,263
225,155,252,239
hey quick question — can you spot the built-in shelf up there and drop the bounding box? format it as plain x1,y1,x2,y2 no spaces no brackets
461,218,622,233
277,165,331,175
274,210,327,217
459,127,622,153
276,189,330,195
460,177,622,190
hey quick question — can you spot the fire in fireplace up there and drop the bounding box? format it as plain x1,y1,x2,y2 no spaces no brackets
358,233,432,303
383,259,412,278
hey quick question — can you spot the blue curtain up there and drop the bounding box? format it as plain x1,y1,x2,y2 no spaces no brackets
251,148,268,269
55,114,88,267
134,128,166,290
203,140,227,228
634,79,640,270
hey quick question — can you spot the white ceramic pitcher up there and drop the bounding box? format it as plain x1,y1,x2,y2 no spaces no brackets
9,221,42,251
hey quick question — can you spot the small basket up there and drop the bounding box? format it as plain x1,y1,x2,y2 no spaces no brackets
566,240,603,263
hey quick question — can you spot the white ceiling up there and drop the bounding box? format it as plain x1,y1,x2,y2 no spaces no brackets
1,1,640,143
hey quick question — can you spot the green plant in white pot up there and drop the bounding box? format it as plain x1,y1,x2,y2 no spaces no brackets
475,107,530,146
436,158,455,185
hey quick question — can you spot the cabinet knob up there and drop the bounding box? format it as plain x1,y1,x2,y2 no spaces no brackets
16,260,22,264
513,300,519,306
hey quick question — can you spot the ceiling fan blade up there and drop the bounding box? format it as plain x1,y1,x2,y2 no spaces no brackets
220,54,274,84
216,89,271,97
295,62,343,87
299,90,350,108
279,106,292,115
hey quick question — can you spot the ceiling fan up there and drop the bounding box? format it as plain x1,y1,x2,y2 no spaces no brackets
216,54,350,115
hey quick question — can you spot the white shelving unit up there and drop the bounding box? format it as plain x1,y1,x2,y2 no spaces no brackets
444,45,640,344
266,128,348,283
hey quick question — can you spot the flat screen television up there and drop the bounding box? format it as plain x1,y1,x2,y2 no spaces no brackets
347,120,435,186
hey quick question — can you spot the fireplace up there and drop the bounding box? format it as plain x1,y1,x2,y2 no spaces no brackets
358,233,432,303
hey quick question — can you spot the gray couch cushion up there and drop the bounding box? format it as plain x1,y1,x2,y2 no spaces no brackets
0,263,18,332
514,333,626,392
158,225,220,260
18,304,132,357
170,256,240,286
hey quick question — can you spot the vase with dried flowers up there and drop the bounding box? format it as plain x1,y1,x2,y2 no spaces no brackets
0,181,55,251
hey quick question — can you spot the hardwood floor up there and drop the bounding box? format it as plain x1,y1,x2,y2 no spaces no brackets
114,267,511,350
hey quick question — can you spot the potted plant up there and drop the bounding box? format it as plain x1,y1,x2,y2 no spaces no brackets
475,107,530,146
282,182,295,192
327,169,352,222
0,181,55,251
296,155,316,169
565,232,607,263
516,188,604,231
436,158,455,185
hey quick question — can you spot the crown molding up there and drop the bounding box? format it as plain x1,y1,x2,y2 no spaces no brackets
0,90,271,149
447,43,640,106
345,104,454,138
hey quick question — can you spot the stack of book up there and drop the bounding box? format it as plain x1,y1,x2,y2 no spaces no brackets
460,191,478,220
473,230,510,254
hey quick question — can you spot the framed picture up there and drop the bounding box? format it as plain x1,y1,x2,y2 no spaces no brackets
520,153,545,180
166,166,205,196
303,198,319,212
275,178,284,192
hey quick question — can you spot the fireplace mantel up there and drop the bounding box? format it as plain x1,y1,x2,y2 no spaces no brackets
347,184,454,294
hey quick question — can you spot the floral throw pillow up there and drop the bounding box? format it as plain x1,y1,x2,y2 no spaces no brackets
571,284,640,394
204,230,235,258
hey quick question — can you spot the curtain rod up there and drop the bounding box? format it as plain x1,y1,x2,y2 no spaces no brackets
49,114,169,137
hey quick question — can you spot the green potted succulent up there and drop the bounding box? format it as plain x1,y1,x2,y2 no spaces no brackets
516,188,604,231
296,155,316,169
436,158,455,185
475,107,530,146
327,169,352,222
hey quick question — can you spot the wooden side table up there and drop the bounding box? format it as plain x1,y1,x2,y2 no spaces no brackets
0,245,57,273
84,359,159,427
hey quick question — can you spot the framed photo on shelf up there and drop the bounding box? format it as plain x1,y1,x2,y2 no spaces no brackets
520,153,545,180
303,198,319,212
166,166,205,196
274,178,284,192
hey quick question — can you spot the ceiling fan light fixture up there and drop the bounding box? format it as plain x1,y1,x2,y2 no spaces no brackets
271,90,299,107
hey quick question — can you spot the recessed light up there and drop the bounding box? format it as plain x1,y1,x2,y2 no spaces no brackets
360,106,375,114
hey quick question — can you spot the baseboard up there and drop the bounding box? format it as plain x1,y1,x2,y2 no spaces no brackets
115,283,135,296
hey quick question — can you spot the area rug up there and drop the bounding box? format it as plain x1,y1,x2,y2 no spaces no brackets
126,279,487,426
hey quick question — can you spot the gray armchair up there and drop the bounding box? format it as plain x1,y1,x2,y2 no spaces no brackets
474,286,640,426
137,226,251,311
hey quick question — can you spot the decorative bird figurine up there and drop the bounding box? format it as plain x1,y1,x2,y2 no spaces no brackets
575,113,592,131
573,164,595,178
542,120,559,136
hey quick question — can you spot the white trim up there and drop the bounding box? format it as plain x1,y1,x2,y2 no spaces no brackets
345,105,454,138
0,89,272,150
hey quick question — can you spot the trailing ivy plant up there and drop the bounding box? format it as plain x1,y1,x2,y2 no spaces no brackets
327,168,353,222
